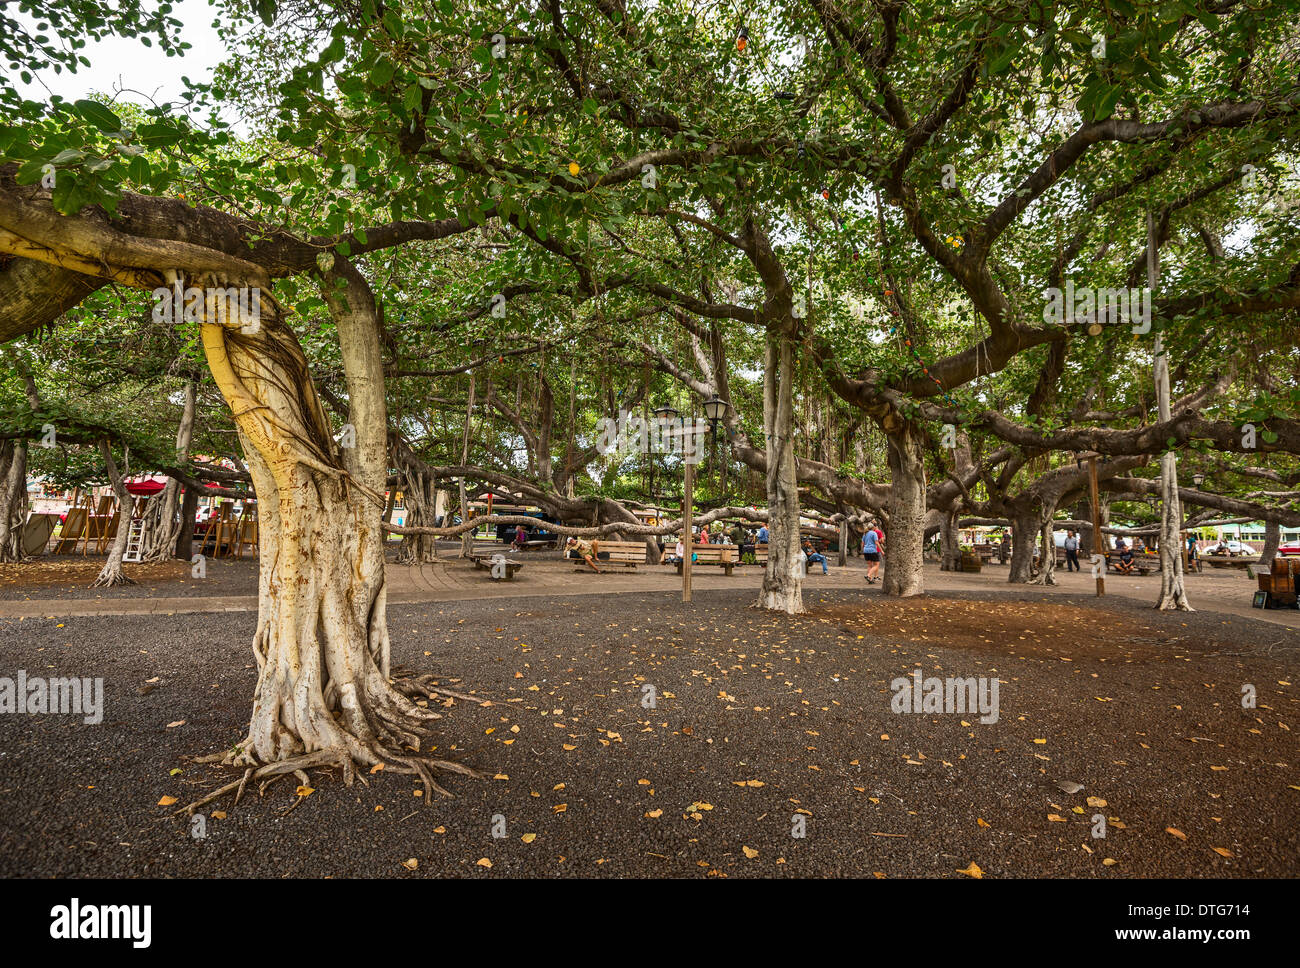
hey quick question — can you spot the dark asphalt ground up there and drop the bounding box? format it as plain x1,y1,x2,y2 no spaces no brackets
1,586,1296,878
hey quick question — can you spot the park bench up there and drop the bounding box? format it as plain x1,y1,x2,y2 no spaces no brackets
972,542,996,564
675,545,737,576
753,542,769,565
1104,551,1158,576
467,550,524,581
567,539,647,569
1204,553,1257,572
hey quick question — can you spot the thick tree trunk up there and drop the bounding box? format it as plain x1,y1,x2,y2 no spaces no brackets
1029,509,1058,586
395,465,439,564
882,420,926,596
142,378,197,561
189,271,471,794
1,358,39,562
92,439,136,587
758,334,803,614
176,484,198,559
1259,519,1280,568
1149,218,1192,611
939,506,961,572
1008,510,1040,583
0,438,28,562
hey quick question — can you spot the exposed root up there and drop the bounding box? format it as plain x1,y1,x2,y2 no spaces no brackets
90,571,137,588
175,673,490,817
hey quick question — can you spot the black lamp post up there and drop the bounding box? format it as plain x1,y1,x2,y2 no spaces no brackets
652,404,680,503
1191,472,1205,487
701,395,731,499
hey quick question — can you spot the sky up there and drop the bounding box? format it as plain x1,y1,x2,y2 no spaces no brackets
13,0,231,110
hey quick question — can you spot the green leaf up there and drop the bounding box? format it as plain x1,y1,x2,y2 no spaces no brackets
74,99,122,133
369,59,396,88
1093,84,1124,121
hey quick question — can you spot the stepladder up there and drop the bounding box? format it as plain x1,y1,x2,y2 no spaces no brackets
123,517,147,563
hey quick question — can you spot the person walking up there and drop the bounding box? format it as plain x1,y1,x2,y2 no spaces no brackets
1064,530,1080,572
862,524,882,584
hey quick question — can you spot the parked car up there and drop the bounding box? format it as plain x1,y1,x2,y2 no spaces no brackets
1277,540,1300,557
1206,540,1251,556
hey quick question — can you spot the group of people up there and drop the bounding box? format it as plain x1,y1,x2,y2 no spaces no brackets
563,521,888,579
1061,530,1152,575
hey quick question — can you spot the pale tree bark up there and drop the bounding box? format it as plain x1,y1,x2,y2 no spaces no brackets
1029,507,1059,586
758,333,804,614
881,418,927,596
141,378,197,561
91,439,136,587
1008,508,1041,583
0,437,28,561
179,268,477,803
0,357,39,562
459,375,476,558
939,506,961,572
1149,214,1192,610
1259,519,1280,568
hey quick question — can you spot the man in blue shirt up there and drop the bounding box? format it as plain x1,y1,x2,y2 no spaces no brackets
862,524,883,584
757,525,769,544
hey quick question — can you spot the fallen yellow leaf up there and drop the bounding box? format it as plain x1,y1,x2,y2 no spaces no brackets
956,862,983,879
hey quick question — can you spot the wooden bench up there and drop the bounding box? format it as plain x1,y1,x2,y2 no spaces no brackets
972,542,996,564
1204,554,1257,572
567,540,647,569
676,545,737,576
1105,551,1158,576
753,542,769,565
468,551,524,581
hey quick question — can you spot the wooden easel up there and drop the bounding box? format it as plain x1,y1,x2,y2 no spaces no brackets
199,503,233,558
233,505,258,559
84,494,115,555
53,504,89,554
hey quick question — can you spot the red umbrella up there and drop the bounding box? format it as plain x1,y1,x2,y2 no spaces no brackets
125,476,167,496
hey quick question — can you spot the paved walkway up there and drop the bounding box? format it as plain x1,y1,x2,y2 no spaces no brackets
0,556,1295,630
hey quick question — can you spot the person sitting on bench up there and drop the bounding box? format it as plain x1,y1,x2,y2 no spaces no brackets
566,536,602,573
802,539,828,575
512,525,528,551
664,539,684,566
1115,545,1135,575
